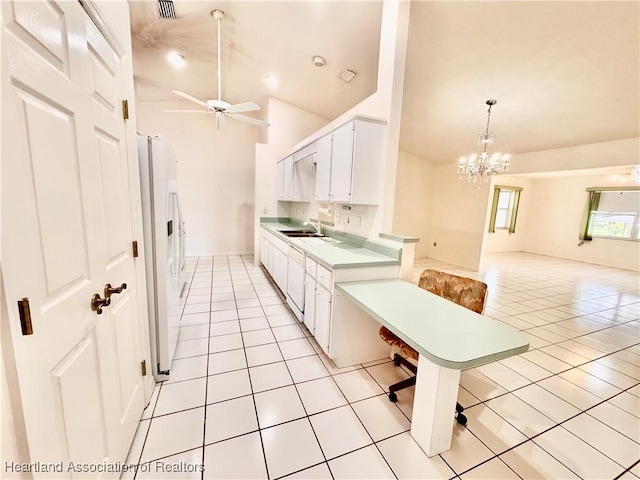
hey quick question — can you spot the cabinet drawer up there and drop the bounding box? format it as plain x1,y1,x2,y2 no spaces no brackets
316,264,333,290
272,235,288,253
306,257,317,277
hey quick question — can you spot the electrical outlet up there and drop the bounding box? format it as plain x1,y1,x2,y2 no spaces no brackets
262,207,268,214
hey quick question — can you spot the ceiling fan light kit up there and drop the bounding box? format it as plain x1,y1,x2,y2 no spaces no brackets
165,8,270,130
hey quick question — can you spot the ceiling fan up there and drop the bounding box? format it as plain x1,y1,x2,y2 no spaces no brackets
165,9,270,130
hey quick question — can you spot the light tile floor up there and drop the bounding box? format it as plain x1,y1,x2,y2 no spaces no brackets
124,252,639,479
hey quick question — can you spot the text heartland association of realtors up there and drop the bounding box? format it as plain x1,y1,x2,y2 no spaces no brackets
4,461,204,474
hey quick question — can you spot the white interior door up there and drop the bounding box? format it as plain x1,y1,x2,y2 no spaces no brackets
1,1,144,476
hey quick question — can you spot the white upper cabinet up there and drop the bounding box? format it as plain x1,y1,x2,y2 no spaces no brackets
276,159,285,200
339,118,386,205
284,155,294,200
329,121,356,203
280,116,385,205
276,156,294,201
315,134,332,202
292,155,315,202
319,117,386,205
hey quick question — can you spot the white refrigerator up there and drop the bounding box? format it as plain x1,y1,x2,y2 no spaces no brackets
138,135,187,381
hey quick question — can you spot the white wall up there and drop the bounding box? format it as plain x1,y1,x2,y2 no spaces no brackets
483,176,534,253
266,98,329,161
509,137,639,174
392,150,433,257
398,138,640,271
253,98,329,261
137,101,258,255
274,0,411,237
424,165,493,270
521,173,639,271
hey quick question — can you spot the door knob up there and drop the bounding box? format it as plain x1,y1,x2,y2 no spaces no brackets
91,294,111,315
105,283,127,299
91,283,126,315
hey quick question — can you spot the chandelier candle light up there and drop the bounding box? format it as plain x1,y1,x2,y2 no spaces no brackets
457,99,510,184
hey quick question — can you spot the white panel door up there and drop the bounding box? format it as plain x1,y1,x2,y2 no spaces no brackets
329,122,355,203
1,1,144,476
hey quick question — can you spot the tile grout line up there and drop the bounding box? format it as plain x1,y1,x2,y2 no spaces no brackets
234,255,273,480
246,256,337,480
198,256,213,480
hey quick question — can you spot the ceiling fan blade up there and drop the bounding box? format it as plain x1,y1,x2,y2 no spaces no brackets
171,90,209,108
226,102,261,114
227,113,270,128
164,109,212,113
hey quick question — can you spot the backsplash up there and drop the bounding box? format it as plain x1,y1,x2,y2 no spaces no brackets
279,201,379,238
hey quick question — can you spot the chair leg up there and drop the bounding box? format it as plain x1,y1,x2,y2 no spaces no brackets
387,354,419,402
392,353,417,374
389,376,417,394
390,354,469,426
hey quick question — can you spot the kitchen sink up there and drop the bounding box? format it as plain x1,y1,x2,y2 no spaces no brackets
278,230,324,238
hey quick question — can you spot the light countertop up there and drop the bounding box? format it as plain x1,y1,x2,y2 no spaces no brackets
335,279,530,369
260,221,401,270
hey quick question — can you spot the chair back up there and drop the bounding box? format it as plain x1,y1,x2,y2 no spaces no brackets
418,269,488,314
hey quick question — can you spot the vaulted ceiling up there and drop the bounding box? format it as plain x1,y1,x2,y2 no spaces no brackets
129,1,639,165
129,1,383,121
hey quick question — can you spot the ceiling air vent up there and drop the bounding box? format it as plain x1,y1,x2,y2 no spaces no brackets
157,0,177,19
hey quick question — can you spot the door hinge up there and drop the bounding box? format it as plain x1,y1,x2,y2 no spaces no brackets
18,298,33,335
122,99,129,120
141,360,147,376
132,240,138,258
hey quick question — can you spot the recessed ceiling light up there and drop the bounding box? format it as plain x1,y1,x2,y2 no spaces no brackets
264,75,278,88
339,69,357,83
167,51,186,69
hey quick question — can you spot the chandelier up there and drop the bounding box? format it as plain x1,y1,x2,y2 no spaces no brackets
457,99,510,184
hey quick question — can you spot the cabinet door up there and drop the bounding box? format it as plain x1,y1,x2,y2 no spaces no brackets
260,236,267,269
267,241,273,274
276,160,285,200
315,284,332,355
284,155,294,200
329,121,355,203
315,134,332,202
304,274,316,333
272,247,288,293
292,156,314,202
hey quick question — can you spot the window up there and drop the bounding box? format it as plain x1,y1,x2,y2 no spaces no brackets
583,189,640,241
489,186,522,233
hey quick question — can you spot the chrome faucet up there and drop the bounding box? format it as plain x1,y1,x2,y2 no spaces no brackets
303,219,321,235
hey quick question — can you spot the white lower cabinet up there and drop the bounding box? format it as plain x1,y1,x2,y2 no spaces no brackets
304,273,316,333
260,226,401,367
260,230,274,274
314,284,332,355
272,246,288,293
